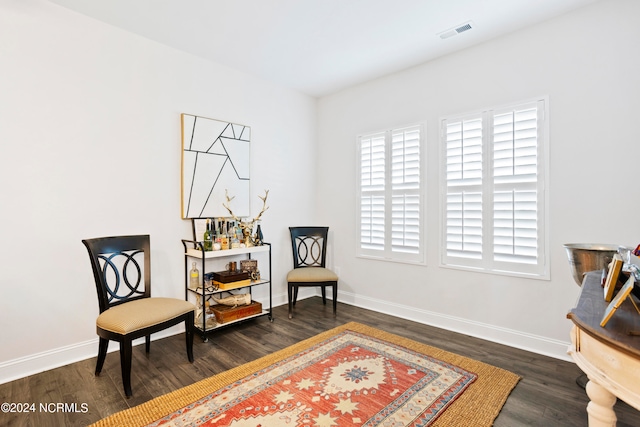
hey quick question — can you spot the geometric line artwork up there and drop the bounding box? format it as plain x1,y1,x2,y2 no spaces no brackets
181,114,250,218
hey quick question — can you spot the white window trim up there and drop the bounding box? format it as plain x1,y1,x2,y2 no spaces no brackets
356,123,426,265
439,97,549,280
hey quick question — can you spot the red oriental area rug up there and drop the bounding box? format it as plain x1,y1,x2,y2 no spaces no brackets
91,322,520,427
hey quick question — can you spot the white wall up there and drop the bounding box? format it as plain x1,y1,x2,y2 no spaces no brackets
0,0,317,383
317,0,640,360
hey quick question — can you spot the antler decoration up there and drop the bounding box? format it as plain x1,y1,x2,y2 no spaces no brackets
253,190,269,223
222,190,241,223
222,189,270,246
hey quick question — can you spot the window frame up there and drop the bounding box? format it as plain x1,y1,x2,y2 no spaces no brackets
356,123,426,265
439,98,549,279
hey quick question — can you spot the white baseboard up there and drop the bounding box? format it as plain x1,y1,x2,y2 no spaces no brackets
0,289,571,385
337,290,572,362
0,328,181,385
0,338,98,385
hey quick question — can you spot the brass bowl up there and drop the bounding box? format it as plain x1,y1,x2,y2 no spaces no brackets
563,243,619,286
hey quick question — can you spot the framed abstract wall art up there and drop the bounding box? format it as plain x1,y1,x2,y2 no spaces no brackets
181,114,250,219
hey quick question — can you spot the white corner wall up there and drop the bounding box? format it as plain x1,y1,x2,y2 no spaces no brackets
0,0,317,383
317,0,640,360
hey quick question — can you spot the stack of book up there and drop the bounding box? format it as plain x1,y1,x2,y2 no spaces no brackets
212,270,251,290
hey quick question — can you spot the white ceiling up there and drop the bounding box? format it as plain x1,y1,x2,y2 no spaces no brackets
48,0,597,97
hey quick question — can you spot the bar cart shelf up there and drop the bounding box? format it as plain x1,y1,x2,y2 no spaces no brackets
181,240,272,341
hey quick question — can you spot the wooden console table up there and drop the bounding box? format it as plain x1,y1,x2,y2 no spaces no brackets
567,271,640,426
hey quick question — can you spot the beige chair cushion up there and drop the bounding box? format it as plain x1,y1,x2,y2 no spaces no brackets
97,297,195,335
287,266,338,283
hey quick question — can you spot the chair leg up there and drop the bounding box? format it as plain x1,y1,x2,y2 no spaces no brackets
288,282,294,319
332,282,338,317
293,286,299,306
145,335,151,353
321,286,327,305
119,339,133,398
95,337,109,376
185,312,194,363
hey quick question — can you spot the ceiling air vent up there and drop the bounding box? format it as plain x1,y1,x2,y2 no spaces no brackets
456,23,473,33
438,21,474,40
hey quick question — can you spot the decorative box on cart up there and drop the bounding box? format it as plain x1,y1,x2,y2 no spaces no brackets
212,270,251,290
211,301,263,324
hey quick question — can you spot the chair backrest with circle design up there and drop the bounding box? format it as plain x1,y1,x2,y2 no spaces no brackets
289,226,329,269
83,234,151,313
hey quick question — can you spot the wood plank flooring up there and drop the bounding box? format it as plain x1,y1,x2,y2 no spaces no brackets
2,297,640,426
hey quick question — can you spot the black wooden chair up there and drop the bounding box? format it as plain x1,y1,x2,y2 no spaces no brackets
287,227,338,319
82,234,195,397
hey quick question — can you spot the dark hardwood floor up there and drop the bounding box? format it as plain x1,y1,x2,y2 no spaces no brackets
2,297,640,426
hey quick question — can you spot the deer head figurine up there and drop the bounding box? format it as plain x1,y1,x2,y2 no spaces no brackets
223,189,269,246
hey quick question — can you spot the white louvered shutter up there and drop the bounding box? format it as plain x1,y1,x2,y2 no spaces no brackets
492,103,541,267
360,133,385,251
391,126,421,255
444,116,483,262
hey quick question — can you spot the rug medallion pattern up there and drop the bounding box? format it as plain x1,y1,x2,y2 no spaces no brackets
151,330,477,426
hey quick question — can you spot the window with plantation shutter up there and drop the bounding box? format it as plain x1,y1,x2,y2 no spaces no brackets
358,125,424,263
441,99,548,278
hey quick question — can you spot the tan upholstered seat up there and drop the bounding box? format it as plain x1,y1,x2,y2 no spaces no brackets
97,298,195,335
286,267,338,283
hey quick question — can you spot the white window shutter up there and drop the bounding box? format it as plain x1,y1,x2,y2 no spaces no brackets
361,134,386,190
445,118,483,186
491,103,540,267
358,125,424,263
445,191,483,259
391,127,421,255
359,133,386,252
444,116,483,261
493,106,538,183
493,190,538,264
392,127,420,188
360,194,385,250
